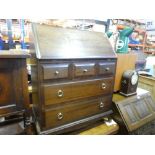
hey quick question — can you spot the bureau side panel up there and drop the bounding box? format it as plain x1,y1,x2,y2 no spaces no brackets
31,60,44,129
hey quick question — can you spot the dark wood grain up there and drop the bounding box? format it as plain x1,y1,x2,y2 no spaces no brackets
31,23,116,59
30,24,117,134
38,111,113,135
0,68,15,106
20,59,31,120
43,78,113,105
0,105,17,116
0,53,30,134
113,88,155,132
45,96,112,129
42,63,69,80
99,62,115,76
74,63,95,77
0,59,24,115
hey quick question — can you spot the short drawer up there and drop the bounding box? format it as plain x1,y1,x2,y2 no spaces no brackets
99,62,115,75
42,64,69,80
44,96,112,128
43,78,114,105
74,63,95,77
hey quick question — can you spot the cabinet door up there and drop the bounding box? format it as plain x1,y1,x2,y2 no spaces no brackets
0,69,15,105
0,60,23,116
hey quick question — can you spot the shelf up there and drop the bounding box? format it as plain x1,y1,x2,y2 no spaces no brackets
134,28,146,33
118,19,146,25
144,51,155,54
145,45,155,48
115,21,155,55
128,44,144,47
117,25,146,33
1,38,29,43
128,44,155,48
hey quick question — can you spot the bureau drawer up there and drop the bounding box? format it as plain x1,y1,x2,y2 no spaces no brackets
44,96,112,128
42,64,69,80
43,78,113,105
99,62,115,75
74,63,95,77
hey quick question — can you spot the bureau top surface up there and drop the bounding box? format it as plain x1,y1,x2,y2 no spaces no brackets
113,88,149,103
31,23,116,59
0,50,30,58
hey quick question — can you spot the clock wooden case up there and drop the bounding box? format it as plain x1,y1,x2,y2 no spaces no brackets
120,70,139,96
30,23,117,134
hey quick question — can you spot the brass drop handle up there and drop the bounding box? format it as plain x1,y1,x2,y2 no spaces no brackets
83,69,88,73
105,67,110,71
99,102,104,108
55,70,59,75
57,112,63,120
57,90,64,98
101,83,106,89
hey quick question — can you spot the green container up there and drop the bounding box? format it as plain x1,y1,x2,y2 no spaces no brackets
116,27,133,53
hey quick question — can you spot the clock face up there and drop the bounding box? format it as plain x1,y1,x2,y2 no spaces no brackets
131,72,138,85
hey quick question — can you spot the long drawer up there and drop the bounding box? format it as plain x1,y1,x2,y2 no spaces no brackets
43,77,114,105
44,96,112,128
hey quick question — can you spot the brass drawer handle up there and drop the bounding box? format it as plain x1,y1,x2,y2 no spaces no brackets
83,69,88,73
55,70,59,75
101,83,106,89
105,67,110,71
57,112,63,120
99,102,104,108
57,90,64,98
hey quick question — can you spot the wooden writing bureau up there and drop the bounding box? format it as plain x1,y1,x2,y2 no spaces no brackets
0,50,30,129
30,23,117,134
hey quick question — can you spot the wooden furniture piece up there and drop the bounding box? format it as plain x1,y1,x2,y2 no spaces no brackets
114,53,137,92
120,70,139,96
30,23,117,135
0,50,30,133
112,88,155,134
138,75,155,101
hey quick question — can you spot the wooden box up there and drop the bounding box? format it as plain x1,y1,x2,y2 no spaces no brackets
30,23,117,134
114,53,137,92
112,88,155,134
